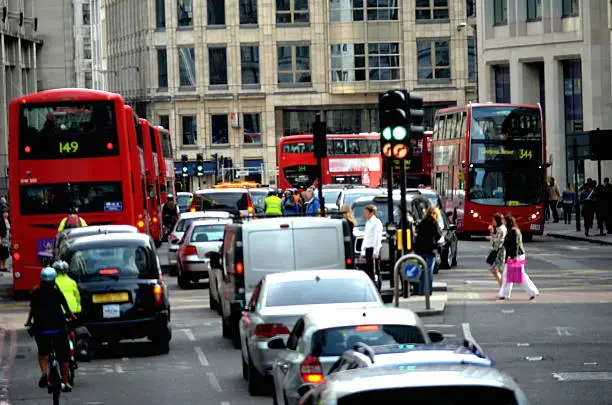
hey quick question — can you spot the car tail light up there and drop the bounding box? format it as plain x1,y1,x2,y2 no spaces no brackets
346,258,353,266
153,285,164,306
137,219,145,229
152,216,158,223
183,245,197,256
235,262,243,274
254,323,290,338
300,355,324,384
246,194,255,214
190,207,196,212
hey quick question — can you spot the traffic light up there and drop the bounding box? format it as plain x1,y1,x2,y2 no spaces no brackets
379,89,409,160
181,154,189,177
313,116,327,159
196,153,204,177
211,153,219,175
407,94,424,155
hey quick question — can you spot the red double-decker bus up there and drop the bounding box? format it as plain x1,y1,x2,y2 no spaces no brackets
8,89,136,292
432,103,546,240
140,118,163,247
124,107,150,235
154,126,176,203
278,133,382,189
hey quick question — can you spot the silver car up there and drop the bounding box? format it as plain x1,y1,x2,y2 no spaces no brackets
239,270,383,396
271,306,441,405
167,211,231,270
176,218,232,288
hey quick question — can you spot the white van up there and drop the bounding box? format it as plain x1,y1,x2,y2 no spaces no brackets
208,217,354,348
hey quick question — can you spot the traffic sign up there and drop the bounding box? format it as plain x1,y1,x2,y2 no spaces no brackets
402,261,423,281
236,170,249,177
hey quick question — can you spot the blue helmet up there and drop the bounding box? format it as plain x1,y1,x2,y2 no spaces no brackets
40,267,57,282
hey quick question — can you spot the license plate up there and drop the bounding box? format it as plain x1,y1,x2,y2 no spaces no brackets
102,304,121,319
530,224,541,231
92,292,130,304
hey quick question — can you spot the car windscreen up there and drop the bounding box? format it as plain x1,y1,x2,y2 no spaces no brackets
190,224,225,243
322,190,342,204
198,192,248,211
176,217,206,232
66,245,155,281
312,325,426,356
352,200,402,228
177,194,191,210
342,190,385,208
338,386,518,405
264,278,378,307
249,191,268,210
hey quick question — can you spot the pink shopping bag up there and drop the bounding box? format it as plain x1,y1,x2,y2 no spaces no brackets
506,258,525,284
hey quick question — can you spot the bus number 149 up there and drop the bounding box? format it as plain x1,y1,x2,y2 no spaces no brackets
59,141,79,153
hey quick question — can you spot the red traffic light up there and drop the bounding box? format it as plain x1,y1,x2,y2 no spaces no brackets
382,143,392,158
392,144,408,159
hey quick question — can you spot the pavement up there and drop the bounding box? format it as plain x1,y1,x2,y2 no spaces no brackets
546,220,612,246
0,236,611,405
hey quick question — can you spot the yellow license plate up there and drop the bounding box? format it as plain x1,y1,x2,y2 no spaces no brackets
92,292,130,304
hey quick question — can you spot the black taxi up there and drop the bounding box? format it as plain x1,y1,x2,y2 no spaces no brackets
61,233,171,354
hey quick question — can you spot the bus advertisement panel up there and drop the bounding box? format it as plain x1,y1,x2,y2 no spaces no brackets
278,133,382,189
432,103,546,239
9,89,135,292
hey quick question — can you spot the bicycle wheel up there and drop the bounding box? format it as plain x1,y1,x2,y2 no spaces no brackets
50,360,61,405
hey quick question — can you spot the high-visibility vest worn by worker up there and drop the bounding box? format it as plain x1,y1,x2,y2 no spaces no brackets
264,195,283,215
55,274,82,314
57,215,88,233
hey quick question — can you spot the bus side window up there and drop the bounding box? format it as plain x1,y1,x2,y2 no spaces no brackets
433,115,440,140
461,111,467,138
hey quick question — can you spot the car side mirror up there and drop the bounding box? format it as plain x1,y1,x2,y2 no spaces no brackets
268,338,286,350
428,330,444,343
448,224,457,231
298,384,314,397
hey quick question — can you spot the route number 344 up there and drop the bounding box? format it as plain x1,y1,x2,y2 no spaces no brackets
518,149,533,160
59,141,79,153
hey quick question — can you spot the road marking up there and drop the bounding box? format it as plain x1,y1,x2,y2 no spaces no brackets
443,334,457,338
463,280,499,285
220,402,231,405
206,372,223,392
517,343,530,347
85,402,102,405
502,309,514,314
461,323,475,342
526,356,543,361
195,347,209,366
425,324,455,328
114,363,125,373
584,362,598,366
181,328,196,341
556,327,572,336
552,372,612,381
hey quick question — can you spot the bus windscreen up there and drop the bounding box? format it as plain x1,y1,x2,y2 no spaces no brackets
20,181,124,215
19,102,119,160
470,106,541,141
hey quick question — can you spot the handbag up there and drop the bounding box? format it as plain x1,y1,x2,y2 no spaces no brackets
486,249,498,265
506,258,525,283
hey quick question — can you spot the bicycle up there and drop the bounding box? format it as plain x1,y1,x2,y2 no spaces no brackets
40,329,64,405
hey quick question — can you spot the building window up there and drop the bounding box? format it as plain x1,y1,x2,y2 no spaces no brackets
211,115,229,144
159,115,169,129
178,0,193,26
283,110,317,136
83,42,92,60
209,47,227,86
241,45,260,85
493,0,507,25
239,0,257,24
84,71,92,88
327,110,361,134
331,43,399,82
243,113,262,144
330,0,398,22
563,60,583,134
276,0,309,24
208,0,226,25
82,3,90,25
493,65,510,103
466,0,475,17
157,48,168,88
156,0,166,28
416,39,451,81
277,45,311,85
182,116,197,145
178,47,196,87
467,38,477,82
415,0,449,21
367,43,400,81
526,0,541,21
562,0,578,17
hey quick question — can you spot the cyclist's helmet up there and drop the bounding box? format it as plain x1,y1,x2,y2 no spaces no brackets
52,260,69,274
40,267,58,282
68,206,79,215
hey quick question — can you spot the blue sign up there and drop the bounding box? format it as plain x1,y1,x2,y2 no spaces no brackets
104,201,123,212
174,161,216,176
36,238,55,259
402,262,423,281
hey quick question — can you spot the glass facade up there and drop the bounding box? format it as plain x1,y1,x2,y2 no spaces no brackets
493,65,510,103
563,60,584,185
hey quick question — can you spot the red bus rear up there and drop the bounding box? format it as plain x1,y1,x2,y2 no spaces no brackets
139,119,162,246
8,89,135,292
154,126,176,202
278,133,382,189
432,103,546,240
385,130,433,187
124,107,150,235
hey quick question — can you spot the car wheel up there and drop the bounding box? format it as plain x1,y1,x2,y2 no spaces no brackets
177,267,189,289
440,245,452,270
168,264,178,277
523,233,534,242
434,251,441,274
154,239,163,249
247,356,265,396
152,326,171,355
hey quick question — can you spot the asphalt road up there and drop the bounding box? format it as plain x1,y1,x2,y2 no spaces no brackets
1,236,611,405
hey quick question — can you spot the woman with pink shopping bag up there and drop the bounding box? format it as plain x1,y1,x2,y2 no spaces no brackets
498,215,539,300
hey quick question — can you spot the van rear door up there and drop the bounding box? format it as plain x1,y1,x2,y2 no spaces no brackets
292,220,344,270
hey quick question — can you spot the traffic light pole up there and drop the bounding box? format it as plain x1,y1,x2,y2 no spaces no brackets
399,159,410,298
385,157,396,291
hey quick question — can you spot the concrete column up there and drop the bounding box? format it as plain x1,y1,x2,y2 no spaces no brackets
543,56,565,185
509,56,522,103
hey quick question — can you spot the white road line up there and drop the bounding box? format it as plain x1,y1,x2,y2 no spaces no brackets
114,363,125,373
443,334,457,338
502,309,514,314
182,328,196,341
556,327,572,336
206,372,223,392
220,402,231,405
195,347,209,366
463,280,499,285
461,323,475,342
425,324,455,328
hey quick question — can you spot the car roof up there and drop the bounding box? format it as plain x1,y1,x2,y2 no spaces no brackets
341,188,384,194
60,225,139,238
249,188,271,192
67,232,151,249
186,219,233,229
362,345,493,368
303,307,420,330
263,269,370,285
195,188,248,195
178,211,232,220
242,216,343,229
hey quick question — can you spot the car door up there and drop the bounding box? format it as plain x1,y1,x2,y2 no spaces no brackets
274,318,306,399
240,280,263,362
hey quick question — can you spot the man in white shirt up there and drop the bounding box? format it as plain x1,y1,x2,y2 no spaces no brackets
359,204,383,284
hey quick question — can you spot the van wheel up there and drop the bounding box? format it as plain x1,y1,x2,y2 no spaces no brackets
177,268,189,289
248,356,265,396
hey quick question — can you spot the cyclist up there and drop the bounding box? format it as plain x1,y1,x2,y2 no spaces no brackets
25,267,75,392
57,206,87,233
162,194,180,229
53,260,83,362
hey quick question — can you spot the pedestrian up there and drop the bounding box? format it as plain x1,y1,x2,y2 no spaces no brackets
498,215,539,300
604,178,612,233
0,197,8,211
414,206,443,296
0,208,10,273
485,213,506,287
341,204,357,263
561,183,574,225
264,190,283,216
359,204,383,287
595,180,609,236
580,181,596,237
282,190,300,215
547,177,560,223
304,186,321,216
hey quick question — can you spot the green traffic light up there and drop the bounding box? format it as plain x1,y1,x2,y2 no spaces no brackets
182,166,188,172
382,127,392,140
392,126,407,140
197,165,203,171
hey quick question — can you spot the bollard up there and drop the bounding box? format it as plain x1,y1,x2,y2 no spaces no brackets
393,253,431,310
